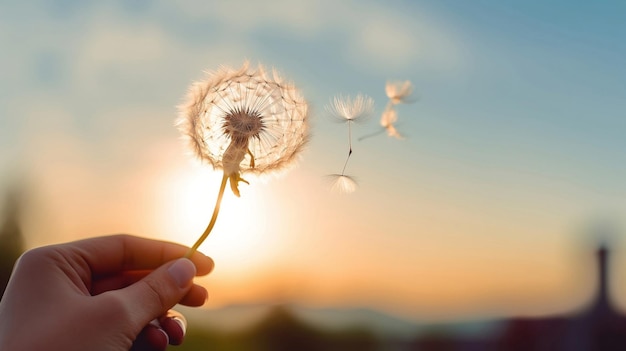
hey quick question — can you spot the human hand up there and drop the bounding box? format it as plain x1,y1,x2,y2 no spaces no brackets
0,234,214,351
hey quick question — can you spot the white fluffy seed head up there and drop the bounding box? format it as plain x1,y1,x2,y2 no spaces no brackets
177,62,310,175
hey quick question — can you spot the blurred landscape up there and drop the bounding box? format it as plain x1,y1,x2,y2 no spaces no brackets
3,187,626,350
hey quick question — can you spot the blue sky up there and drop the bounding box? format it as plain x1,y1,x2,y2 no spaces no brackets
1,0,626,321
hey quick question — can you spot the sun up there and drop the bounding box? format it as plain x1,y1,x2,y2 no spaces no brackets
156,164,274,269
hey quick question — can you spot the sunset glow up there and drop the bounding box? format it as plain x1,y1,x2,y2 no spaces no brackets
2,0,626,326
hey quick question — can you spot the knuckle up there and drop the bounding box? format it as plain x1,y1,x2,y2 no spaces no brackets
99,293,133,318
15,246,59,268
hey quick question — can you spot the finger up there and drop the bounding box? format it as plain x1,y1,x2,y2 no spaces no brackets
159,311,187,345
91,271,208,304
178,285,208,307
64,234,214,276
107,258,197,327
131,323,168,351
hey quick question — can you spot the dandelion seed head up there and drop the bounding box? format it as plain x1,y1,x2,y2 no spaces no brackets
385,80,417,104
222,107,265,141
177,61,310,176
326,174,358,194
327,94,374,123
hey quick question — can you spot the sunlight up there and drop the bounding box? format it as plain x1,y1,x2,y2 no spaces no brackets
157,164,278,272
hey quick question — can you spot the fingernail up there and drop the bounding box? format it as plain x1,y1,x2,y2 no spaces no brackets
172,316,187,337
157,327,170,345
148,319,169,345
168,258,196,288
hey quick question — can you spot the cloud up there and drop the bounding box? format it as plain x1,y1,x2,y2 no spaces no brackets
71,9,248,90
339,1,462,72
77,22,167,68
170,0,322,36
162,0,461,72
347,14,420,69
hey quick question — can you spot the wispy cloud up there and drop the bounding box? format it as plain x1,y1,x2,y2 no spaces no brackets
170,0,322,36
161,0,461,72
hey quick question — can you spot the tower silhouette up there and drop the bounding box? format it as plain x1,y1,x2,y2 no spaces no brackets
592,245,610,314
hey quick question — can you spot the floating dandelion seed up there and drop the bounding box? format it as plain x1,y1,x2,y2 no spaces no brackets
177,61,309,256
380,105,403,139
326,174,358,194
358,105,404,141
385,80,417,105
359,80,415,141
326,94,374,193
327,94,374,123
385,123,402,139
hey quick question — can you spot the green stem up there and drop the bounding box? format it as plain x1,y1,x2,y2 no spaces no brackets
185,173,229,258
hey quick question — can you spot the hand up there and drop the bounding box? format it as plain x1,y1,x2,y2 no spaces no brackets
0,234,214,351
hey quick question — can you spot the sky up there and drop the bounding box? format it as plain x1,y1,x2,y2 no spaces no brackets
1,0,626,322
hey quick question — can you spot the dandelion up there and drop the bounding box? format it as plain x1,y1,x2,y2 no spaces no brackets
326,94,374,193
177,61,309,257
385,80,417,105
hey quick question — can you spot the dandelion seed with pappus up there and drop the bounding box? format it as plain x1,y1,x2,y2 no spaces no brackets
359,105,404,141
326,174,358,194
380,105,403,139
326,94,374,193
177,62,309,257
385,80,417,105
328,94,374,124
360,80,415,141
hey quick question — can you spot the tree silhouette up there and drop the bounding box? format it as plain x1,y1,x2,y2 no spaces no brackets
0,187,26,299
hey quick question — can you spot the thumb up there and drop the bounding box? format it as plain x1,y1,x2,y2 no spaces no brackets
112,258,197,327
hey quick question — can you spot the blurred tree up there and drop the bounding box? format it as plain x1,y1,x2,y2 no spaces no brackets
325,325,380,351
177,327,247,351
409,329,456,351
0,187,26,299
177,306,381,351
241,305,324,351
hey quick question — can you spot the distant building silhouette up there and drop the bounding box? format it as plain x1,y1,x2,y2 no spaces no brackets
495,244,626,351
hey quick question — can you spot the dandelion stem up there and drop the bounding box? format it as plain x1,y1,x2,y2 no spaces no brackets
348,121,353,152
358,128,386,141
185,173,229,258
341,122,353,175
341,148,352,175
